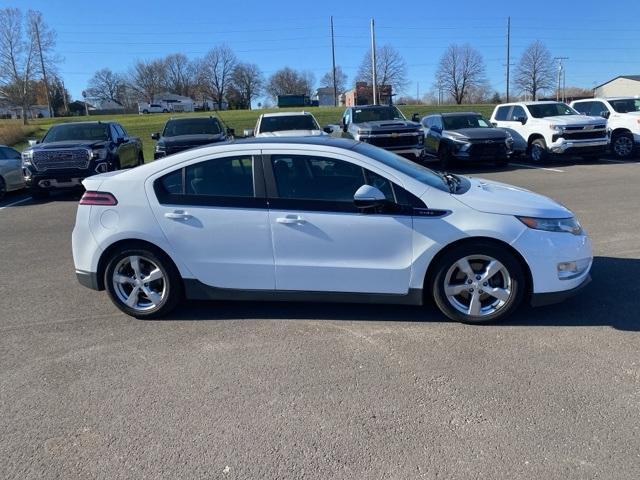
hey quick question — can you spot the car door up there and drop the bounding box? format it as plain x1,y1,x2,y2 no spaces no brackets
498,106,528,152
0,147,24,189
113,124,136,167
422,117,436,154
264,150,413,294
147,150,275,290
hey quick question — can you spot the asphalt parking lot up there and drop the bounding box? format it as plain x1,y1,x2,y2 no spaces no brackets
1,156,639,479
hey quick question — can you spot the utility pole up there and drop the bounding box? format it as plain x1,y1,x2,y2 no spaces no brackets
33,18,53,118
330,16,338,107
553,57,569,102
416,82,419,103
506,16,511,102
370,18,377,105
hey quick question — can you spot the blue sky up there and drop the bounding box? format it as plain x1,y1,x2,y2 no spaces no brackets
4,0,640,102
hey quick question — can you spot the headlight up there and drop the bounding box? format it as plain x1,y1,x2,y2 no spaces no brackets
517,216,584,235
155,144,166,153
89,148,108,160
549,124,564,134
356,129,371,136
21,150,33,165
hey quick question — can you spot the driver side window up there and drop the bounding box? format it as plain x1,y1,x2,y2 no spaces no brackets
510,106,526,121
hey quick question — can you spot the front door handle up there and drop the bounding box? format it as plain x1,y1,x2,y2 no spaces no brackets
276,215,306,225
164,210,192,220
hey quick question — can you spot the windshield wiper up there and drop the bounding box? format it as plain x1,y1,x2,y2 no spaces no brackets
439,172,460,193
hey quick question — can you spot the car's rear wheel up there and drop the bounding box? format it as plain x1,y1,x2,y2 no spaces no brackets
430,242,526,324
611,132,634,159
104,246,182,319
529,138,549,163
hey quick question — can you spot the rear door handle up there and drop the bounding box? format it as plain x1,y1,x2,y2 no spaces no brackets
276,215,306,225
164,210,192,220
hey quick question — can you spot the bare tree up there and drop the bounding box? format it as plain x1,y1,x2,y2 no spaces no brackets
0,8,58,124
357,45,408,101
265,67,314,100
127,59,166,103
230,62,263,109
513,41,555,101
163,53,196,97
198,45,237,109
320,65,347,93
86,68,125,103
435,44,486,105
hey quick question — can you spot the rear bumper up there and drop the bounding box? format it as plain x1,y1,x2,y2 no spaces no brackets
76,269,101,291
530,275,591,307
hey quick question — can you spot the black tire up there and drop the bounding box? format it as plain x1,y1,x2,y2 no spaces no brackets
29,187,49,200
438,144,453,169
528,138,549,163
142,109,149,114
0,177,6,201
162,109,168,113
611,132,635,160
104,245,182,319
430,241,526,324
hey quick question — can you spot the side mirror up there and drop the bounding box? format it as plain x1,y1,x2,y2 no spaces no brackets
353,184,387,210
323,125,334,134
490,122,498,127
243,128,255,137
600,110,610,119
431,126,442,133
151,132,160,140
27,139,38,146
226,127,235,137
116,137,126,145
516,116,527,124
342,119,348,133
411,113,420,122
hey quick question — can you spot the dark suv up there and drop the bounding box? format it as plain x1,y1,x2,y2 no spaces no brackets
152,116,230,159
21,121,143,199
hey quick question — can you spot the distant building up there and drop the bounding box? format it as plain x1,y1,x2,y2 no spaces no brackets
277,94,310,108
594,75,640,97
7,105,51,119
97,99,125,111
313,87,338,107
343,82,393,106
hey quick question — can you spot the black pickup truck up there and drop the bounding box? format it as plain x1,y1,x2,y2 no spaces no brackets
334,105,424,160
21,121,143,199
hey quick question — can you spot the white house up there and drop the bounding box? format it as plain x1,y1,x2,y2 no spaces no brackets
98,99,125,111
152,92,195,112
313,87,338,107
594,75,640,97
7,105,50,119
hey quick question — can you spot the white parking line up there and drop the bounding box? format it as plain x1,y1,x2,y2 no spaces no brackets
510,163,565,173
0,196,31,211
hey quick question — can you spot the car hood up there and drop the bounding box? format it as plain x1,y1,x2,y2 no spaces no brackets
160,134,225,147
445,128,508,140
256,130,326,137
541,115,604,126
455,177,572,218
355,120,421,132
31,140,107,150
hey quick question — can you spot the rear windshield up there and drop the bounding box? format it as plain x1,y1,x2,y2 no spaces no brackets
353,106,405,123
527,102,577,118
609,99,640,113
43,124,109,142
259,115,319,133
443,115,491,130
163,118,222,137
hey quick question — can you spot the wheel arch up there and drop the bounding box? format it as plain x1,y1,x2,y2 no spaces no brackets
527,133,545,147
423,236,533,301
610,127,632,137
96,238,179,291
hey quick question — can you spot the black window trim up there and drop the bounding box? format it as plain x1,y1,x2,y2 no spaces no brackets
154,153,267,208
261,153,426,215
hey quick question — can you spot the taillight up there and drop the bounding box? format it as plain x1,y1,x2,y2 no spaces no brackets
79,191,118,206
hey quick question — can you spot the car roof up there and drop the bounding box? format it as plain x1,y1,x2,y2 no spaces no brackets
50,121,115,126
165,116,219,122
349,105,396,109
440,112,481,117
260,111,315,117
498,101,564,107
230,136,358,148
602,96,638,100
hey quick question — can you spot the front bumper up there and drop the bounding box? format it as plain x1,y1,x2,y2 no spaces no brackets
549,137,608,154
530,275,591,307
25,172,86,190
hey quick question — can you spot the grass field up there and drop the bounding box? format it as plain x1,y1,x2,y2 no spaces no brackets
2,104,496,162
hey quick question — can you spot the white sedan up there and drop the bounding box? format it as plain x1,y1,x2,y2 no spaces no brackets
72,137,592,324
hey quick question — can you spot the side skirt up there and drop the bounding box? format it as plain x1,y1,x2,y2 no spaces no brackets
184,279,424,306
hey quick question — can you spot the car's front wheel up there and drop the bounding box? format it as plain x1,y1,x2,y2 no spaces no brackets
611,132,635,159
430,242,526,324
529,138,549,163
104,246,182,318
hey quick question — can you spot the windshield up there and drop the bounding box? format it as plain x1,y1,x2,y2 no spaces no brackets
43,124,109,142
609,99,640,113
353,143,448,192
259,115,319,133
163,118,221,137
527,102,577,118
352,106,405,123
443,115,491,130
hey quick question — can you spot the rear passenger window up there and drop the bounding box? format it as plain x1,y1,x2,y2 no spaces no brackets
494,106,510,121
510,106,526,121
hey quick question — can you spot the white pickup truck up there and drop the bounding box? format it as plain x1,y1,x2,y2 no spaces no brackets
570,97,640,159
490,101,608,162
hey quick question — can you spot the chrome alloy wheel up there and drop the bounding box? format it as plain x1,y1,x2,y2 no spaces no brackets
112,255,166,311
444,255,513,317
613,135,634,158
530,144,544,162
